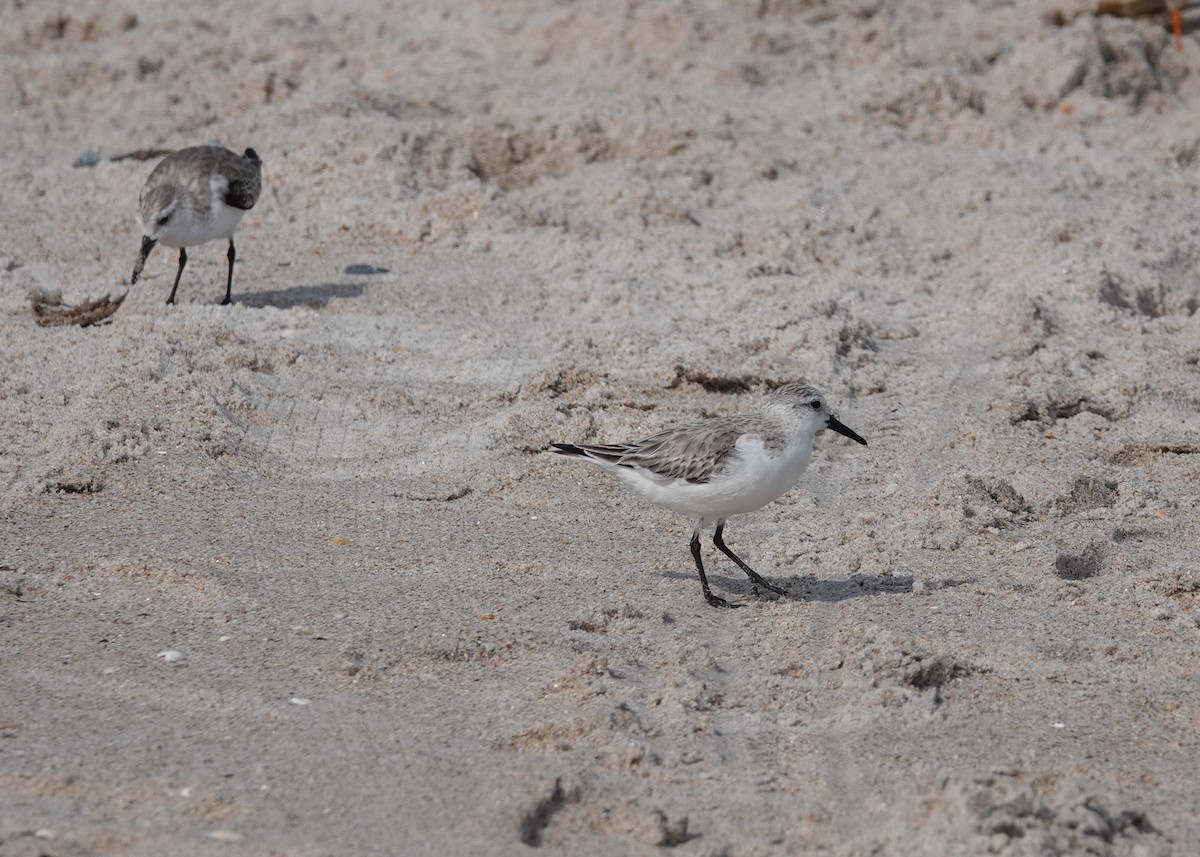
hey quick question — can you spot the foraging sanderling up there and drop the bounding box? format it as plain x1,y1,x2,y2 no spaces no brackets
552,383,867,608
131,145,262,305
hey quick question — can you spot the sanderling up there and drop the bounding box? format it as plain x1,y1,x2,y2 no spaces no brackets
130,145,263,305
552,383,867,608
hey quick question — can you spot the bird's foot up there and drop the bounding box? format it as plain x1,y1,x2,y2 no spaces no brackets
705,593,743,609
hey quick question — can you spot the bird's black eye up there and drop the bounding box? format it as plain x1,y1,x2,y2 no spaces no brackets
810,400,821,410
157,214,170,226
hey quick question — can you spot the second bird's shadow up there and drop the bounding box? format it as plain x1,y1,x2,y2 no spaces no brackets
238,282,366,309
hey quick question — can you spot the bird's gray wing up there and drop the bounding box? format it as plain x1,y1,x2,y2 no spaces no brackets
616,416,761,484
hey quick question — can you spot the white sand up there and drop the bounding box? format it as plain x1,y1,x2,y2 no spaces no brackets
2,1,1198,854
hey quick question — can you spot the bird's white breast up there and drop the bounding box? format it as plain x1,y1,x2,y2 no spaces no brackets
157,175,246,248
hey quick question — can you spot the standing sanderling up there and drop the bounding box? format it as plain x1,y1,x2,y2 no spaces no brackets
130,145,263,305
551,383,867,608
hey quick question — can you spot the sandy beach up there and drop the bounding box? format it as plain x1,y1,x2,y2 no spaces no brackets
2,1,1198,854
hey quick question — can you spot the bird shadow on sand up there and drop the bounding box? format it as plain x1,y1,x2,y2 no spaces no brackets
666,570,975,604
783,572,913,602
238,282,366,309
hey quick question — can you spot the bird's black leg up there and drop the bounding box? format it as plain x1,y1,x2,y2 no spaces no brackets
691,529,741,609
222,238,236,305
166,247,187,305
713,521,787,596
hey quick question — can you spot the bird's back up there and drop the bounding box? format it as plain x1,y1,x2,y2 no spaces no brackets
141,146,262,212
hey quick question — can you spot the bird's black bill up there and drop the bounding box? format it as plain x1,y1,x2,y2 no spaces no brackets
827,416,867,446
131,235,156,284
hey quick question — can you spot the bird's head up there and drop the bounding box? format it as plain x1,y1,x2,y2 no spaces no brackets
131,185,180,284
771,383,867,446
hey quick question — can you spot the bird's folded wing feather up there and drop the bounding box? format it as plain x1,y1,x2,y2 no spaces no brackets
611,417,757,483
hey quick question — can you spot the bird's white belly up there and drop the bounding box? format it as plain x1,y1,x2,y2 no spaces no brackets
617,436,813,522
159,201,245,249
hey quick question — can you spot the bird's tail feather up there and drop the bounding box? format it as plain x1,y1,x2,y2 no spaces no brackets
550,443,630,467
550,443,586,457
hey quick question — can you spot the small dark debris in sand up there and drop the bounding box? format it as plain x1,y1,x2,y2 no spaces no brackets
1103,442,1200,465
398,486,473,502
1054,544,1106,580
73,148,101,168
344,263,391,275
109,147,174,162
46,477,104,495
73,147,175,166
1096,0,1168,18
31,287,126,328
